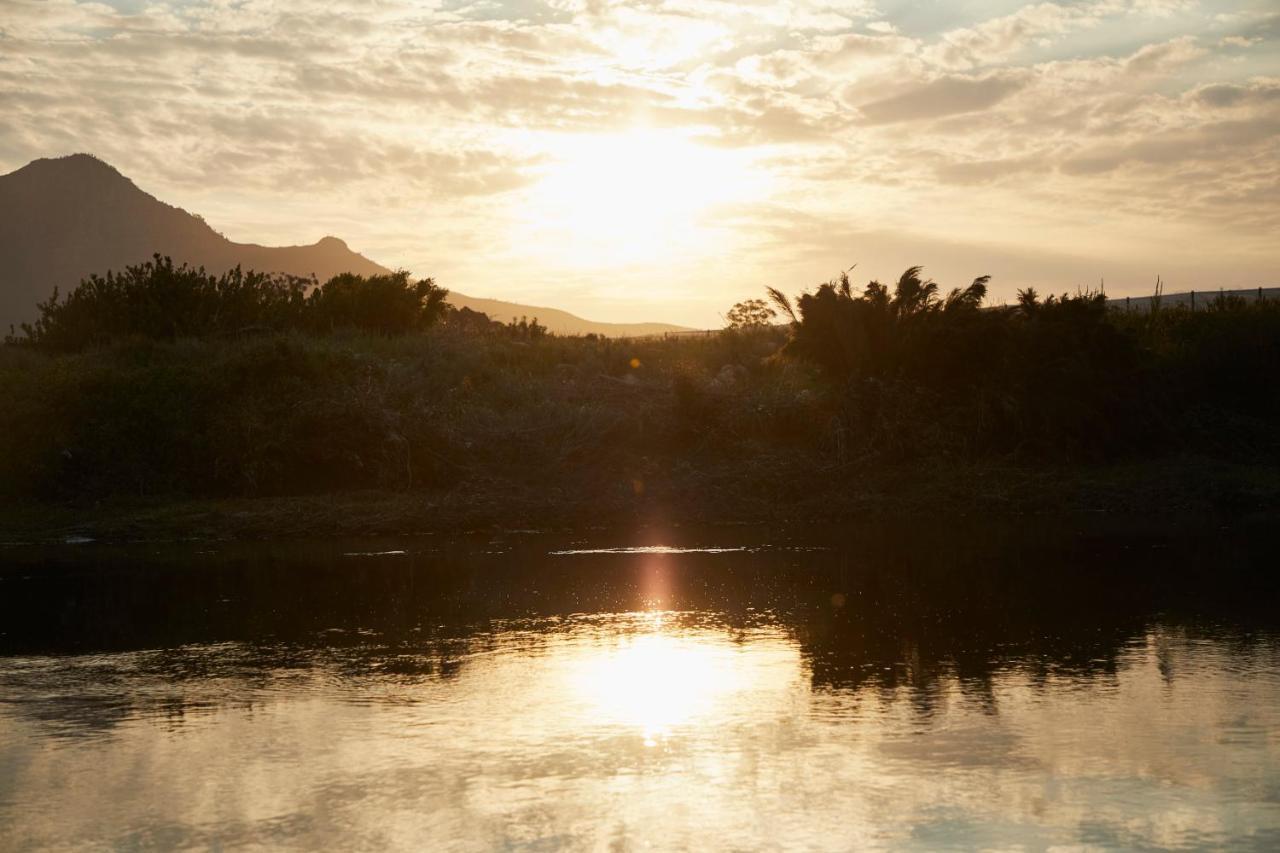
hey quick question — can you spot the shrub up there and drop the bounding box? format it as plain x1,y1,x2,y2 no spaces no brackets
764,267,1269,458
306,270,447,335
7,256,448,351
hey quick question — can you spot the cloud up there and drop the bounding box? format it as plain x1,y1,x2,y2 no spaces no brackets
933,156,1042,185
1122,36,1207,75
1,0,1276,322
1060,113,1280,174
1191,79,1280,109
924,2,1109,70
854,72,1029,124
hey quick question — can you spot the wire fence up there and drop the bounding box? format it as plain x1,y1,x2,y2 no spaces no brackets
1108,286,1279,314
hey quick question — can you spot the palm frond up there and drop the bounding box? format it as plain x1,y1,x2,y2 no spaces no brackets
766,286,798,324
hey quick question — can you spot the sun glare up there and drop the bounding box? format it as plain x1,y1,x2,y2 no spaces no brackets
569,626,753,747
522,129,758,266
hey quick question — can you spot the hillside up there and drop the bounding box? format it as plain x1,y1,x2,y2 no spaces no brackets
446,293,690,337
1107,288,1280,313
0,154,691,337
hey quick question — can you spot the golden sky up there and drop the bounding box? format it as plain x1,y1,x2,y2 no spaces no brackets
2,0,1277,325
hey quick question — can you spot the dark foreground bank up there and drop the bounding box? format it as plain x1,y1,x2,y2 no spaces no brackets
3,454,1279,544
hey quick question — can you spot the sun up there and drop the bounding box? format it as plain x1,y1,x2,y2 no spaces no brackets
520,128,758,267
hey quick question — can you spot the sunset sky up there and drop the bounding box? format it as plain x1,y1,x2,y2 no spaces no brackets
2,0,1277,326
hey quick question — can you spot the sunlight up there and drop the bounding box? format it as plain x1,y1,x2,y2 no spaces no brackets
591,11,728,70
523,129,757,266
568,622,754,746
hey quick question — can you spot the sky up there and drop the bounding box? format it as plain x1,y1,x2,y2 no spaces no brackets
1,0,1277,326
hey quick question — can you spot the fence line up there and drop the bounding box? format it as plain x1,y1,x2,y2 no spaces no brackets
1113,286,1277,313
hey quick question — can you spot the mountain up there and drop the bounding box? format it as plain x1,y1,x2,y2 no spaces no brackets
0,154,692,337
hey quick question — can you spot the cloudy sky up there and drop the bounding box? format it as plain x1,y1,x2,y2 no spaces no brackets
2,0,1277,325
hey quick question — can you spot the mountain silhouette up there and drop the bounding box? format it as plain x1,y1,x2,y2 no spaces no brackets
0,154,691,337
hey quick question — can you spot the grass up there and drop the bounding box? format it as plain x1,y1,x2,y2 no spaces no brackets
0,324,816,498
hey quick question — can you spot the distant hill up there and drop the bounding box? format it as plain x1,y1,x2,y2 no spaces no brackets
443,293,691,337
1107,287,1280,313
0,154,691,337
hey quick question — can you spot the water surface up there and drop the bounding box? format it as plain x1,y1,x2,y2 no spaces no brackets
1,521,1278,850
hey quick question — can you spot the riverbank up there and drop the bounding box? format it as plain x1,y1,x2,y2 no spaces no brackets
4,454,1278,545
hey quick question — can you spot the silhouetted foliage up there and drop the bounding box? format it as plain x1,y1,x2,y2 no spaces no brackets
446,305,506,334
9,256,310,350
439,306,547,340
767,267,1278,458
306,270,447,335
507,315,547,340
1,259,1277,503
725,298,777,329
7,256,448,351
0,323,827,499
776,267,992,381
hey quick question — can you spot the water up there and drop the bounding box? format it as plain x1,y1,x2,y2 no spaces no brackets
2,521,1279,851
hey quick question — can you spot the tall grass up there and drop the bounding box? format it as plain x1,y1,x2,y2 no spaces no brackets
0,324,822,499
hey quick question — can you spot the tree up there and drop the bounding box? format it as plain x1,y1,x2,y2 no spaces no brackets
725,298,777,329
306,270,448,335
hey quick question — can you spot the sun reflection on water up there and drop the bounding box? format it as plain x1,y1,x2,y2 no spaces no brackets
4,608,1280,851
566,614,774,746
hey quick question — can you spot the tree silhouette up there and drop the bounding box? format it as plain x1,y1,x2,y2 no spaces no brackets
725,298,776,329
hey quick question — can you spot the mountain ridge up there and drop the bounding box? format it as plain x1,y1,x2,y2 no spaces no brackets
0,154,691,337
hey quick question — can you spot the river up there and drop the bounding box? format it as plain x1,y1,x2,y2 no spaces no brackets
1,520,1278,850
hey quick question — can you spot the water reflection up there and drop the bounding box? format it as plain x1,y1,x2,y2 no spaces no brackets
1,520,1279,850
565,616,798,747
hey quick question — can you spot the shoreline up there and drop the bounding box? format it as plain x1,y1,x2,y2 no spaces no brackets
4,455,1278,546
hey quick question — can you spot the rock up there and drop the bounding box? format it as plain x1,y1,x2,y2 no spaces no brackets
714,364,749,388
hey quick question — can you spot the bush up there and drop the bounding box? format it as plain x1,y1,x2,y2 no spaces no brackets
306,271,447,335
7,256,448,351
766,267,1280,459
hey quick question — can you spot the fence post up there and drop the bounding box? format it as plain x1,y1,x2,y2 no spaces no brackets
1191,290,1195,311
1125,296,1131,312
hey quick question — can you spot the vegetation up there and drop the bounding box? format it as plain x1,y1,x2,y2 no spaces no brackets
1,260,1277,534
725,298,776,329
0,322,798,500
6,255,448,350
765,269,1133,457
